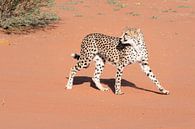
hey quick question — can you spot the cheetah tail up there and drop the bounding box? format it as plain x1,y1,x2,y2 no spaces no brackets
71,53,80,60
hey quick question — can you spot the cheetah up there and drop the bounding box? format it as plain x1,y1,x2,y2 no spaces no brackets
66,28,169,95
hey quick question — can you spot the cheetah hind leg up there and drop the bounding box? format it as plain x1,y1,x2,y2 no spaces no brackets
66,57,91,90
92,55,109,91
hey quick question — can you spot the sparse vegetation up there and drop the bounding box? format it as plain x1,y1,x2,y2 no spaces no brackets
64,0,83,5
59,0,84,18
126,12,140,16
177,5,191,8
61,6,76,11
59,0,84,11
0,0,59,33
162,8,177,13
107,0,128,11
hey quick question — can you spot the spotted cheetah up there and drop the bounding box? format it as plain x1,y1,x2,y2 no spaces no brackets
66,28,169,95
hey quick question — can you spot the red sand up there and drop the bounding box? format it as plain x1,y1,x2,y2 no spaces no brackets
0,0,195,129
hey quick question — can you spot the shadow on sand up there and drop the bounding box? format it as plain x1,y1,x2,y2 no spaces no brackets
68,76,164,95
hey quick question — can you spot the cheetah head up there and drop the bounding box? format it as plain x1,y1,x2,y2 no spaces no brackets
120,28,142,47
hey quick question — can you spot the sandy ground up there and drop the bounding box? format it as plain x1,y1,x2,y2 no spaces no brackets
0,0,195,129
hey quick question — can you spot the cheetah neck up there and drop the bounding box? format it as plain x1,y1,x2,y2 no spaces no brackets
133,36,148,61
133,36,145,52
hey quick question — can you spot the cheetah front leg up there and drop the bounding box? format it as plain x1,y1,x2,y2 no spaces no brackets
140,62,170,95
92,55,109,91
115,64,125,95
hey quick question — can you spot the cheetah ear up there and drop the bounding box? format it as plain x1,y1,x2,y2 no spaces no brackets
120,31,125,37
137,28,141,33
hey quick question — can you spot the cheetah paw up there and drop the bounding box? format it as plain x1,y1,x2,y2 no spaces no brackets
115,91,124,95
160,88,170,95
66,85,73,90
100,87,109,91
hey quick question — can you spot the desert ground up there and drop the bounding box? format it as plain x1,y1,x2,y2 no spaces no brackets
0,0,195,129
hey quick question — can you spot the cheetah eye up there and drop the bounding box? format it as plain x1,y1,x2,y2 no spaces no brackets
124,33,128,35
